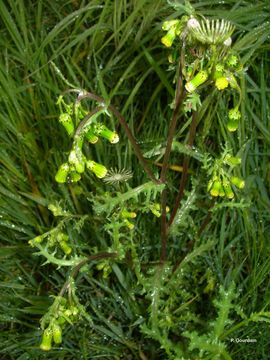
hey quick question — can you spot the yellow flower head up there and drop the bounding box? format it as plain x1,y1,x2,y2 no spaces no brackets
215,77,229,90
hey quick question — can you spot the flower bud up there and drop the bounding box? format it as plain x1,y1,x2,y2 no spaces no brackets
68,171,81,183
151,203,161,217
123,219,135,230
56,232,69,242
28,235,43,247
226,74,239,90
207,179,213,192
227,119,238,132
59,113,74,137
52,323,62,344
74,134,84,150
55,163,70,183
57,316,66,325
228,107,241,121
224,155,241,166
230,176,245,189
226,54,238,67
59,240,72,255
185,66,193,80
185,70,208,93
216,64,224,72
68,149,85,174
223,180,234,199
85,127,99,144
121,209,137,219
162,20,180,31
86,160,108,178
168,53,174,63
64,309,72,317
215,77,229,90
218,185,226,197
210,180,222,197
161,28,177,48
70,306,79,316
93,124,119,144
40,328,52,351
77,106,88,120
214,64,224,80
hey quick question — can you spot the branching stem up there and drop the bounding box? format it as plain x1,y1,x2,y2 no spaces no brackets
59,252,118,297
76,92,160,184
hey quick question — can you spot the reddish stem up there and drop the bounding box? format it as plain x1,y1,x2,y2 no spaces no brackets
168,111,198,228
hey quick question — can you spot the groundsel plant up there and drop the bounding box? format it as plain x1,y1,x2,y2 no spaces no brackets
29,3,253,358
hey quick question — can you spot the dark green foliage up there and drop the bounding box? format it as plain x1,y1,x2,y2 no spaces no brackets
0,0,270,359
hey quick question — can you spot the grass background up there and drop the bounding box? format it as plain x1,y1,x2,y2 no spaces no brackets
0,0,269,359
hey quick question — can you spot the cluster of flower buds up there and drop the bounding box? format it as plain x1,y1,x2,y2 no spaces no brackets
56,232,72,255
55,159,108,183
208,154,245,198
56,137,86,183
182,60,243,133
57,96,88,127
40,297,79,351
56,96,79,136
40,322,62,351
55,133,110,183
29,231,72,256
161,14,243,102
55,162,80,183
184,60,242,94
56,95,119,184
208,174,244,199
214,56,242,93
185,60,241,94
96,260,112,278
120,208,137,229
150,203,170,218
84,123,119,144
161,19,182,48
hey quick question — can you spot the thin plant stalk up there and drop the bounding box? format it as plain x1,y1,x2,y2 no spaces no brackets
59,252,118,297
159,53,185,262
